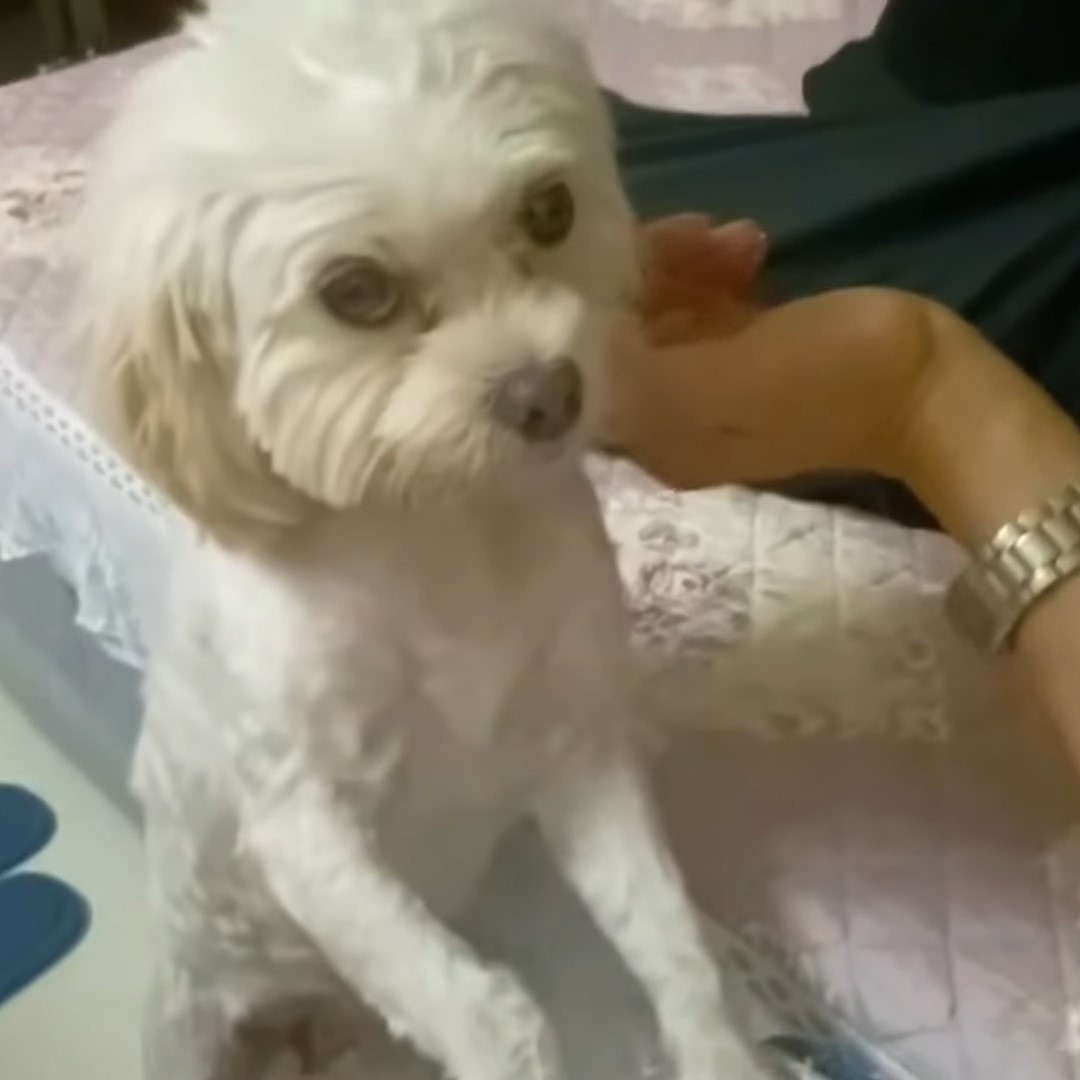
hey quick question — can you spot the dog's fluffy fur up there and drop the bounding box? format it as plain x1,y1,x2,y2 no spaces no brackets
77,1,766,1077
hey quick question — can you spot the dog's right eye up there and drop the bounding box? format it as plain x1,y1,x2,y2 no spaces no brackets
317,258,402,328
521,180,575,248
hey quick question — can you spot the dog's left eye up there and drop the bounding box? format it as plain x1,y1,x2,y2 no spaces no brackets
521,181,575,247
317,257,402,327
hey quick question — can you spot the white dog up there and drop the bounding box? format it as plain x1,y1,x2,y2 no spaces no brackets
77,1,767,1078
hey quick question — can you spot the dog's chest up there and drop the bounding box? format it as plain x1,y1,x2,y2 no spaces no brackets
158,481,627,917
330,486,624,908
372,700,543,913
400,568,570,747
321,589,590,915
367,483,623,745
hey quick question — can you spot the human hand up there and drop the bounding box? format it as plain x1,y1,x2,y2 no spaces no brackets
609,219,940,489
634,214,765,346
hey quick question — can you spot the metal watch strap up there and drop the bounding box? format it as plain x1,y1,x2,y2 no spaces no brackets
945,482,1080,653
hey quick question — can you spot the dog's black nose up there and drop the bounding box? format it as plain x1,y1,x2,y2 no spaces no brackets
489,358,583,442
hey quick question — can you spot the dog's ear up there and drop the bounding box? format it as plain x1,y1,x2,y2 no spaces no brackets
75,173,311,549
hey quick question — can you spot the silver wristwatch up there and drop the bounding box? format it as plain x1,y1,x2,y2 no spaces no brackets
946,483,1080,653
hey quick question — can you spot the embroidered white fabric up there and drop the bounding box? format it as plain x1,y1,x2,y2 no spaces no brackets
592,458,956,742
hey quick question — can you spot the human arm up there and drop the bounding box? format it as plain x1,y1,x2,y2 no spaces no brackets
608,220,1080,750
891,300,1080,746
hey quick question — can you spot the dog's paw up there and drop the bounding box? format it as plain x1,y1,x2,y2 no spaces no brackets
449,967,561,1080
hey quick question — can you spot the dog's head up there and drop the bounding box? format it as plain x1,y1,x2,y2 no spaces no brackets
77,0,637,547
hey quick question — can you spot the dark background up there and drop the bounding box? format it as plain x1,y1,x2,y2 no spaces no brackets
0,0,176,83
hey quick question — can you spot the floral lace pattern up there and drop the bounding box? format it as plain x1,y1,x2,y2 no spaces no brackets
587,0,885,113
0,145,86,264
650,63,805,114
604,0,842,31
591,460,952,743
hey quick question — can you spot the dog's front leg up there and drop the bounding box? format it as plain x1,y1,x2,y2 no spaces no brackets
246,779,561,1080
535,743,767,1080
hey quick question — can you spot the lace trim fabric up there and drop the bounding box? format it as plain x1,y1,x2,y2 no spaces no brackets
0,343,173,668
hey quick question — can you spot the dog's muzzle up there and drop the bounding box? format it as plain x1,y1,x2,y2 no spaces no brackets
489,358,583,443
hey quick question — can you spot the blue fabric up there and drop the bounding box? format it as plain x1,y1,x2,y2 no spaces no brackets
0,872,91,1008
0,784,56,874
0,785,91,1007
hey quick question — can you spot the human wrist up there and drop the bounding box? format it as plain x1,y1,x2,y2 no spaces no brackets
889,303,1080,552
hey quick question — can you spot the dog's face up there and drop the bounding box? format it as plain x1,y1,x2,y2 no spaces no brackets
227,81,632,510
78,0,637,546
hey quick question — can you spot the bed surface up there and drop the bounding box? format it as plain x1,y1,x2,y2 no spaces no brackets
2,5,1080,1080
